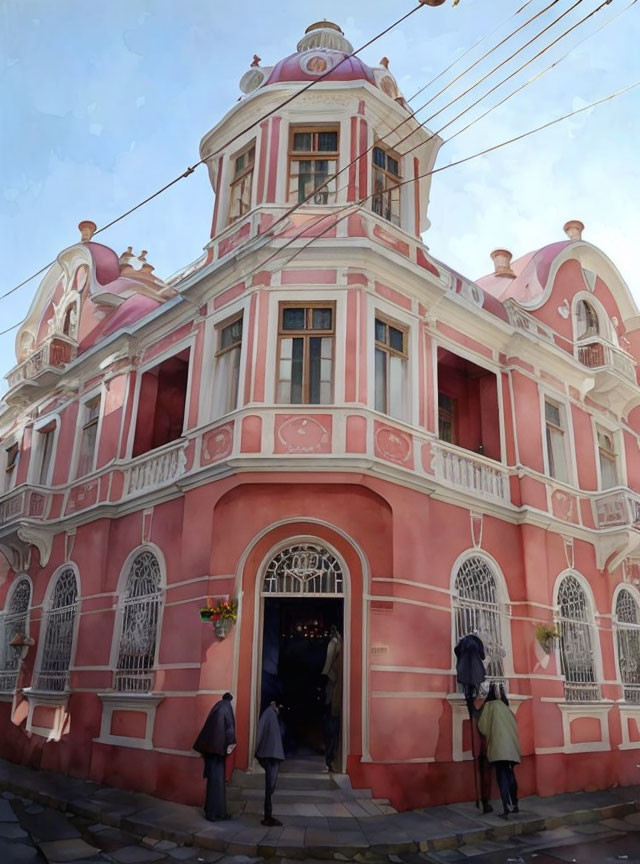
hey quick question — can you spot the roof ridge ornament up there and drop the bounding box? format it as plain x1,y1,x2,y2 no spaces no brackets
297,21,354,54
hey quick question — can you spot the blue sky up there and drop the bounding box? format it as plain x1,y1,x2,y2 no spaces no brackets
1,0,638,381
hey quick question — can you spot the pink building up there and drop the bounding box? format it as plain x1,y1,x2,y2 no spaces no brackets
1,21,640,812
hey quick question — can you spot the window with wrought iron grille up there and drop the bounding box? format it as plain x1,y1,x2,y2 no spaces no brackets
276,304,334,404
374,316,408,420
212,314,243,418
229,142,255,223
0,578,31,691
288,126,339,205
615,588,640,703
453,556,507,683
556,574,600,702
372,144,401,226
35,568,78,692
263,543,344,596
114,551,163,693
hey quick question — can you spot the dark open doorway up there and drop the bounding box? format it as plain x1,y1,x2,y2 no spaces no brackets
261,597,343,770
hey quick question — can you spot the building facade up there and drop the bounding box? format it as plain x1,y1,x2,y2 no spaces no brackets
1,22,640,811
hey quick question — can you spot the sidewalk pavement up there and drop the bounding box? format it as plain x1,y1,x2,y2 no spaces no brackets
1,758,639,861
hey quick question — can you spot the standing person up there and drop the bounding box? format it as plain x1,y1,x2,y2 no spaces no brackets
321,625,343,772
477,686,520,818
255,701,285,827
193,692,236,822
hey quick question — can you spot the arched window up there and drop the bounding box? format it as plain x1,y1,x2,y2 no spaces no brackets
557,574,599,702
115,550,163,693
35,568,78,692
576,300,599,340
453,556,507,681
615,588,640,703
263,543,344,596
0,578,32,691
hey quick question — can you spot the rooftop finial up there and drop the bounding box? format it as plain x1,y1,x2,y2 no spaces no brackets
563,220,584,241
251,54,261,67
297,21,353,53
490,249,516,279
380,57,390,69
78,220,97,243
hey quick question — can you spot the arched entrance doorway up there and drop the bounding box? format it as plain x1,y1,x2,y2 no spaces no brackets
255,540,347,772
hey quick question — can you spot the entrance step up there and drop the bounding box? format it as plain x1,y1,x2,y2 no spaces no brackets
228,769,396,817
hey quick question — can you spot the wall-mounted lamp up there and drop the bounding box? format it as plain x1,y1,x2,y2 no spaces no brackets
9,633,35,661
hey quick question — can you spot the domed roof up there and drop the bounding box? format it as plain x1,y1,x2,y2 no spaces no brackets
239,21,397,97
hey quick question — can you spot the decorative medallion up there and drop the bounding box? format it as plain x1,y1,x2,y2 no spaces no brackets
374,422,413,466
202,423,234,464
275,415,331,454
301,52,335,76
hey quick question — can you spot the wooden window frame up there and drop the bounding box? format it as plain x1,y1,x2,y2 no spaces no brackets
213,312,244,415
276,301,336,404
374,315,408,417
544,398,569,481
229,141,256,224
288,124,340,205
438,391,458,445
372,142,402,226
35,421,57,486
76,395,101,478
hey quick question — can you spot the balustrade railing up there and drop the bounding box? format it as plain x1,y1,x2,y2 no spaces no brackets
124,442,188,496
6,337,77,391
432,443,510,502
577,337,636,383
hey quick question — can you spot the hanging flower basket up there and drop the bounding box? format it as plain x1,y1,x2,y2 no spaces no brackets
200,597,238,639
535,623,560,655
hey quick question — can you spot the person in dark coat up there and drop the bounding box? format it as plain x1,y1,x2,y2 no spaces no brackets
478,686,520,818
255,701,285,827
193,692,236,821
454,633,486,693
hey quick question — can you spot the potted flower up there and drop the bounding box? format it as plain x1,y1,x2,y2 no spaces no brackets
200,597,238,639
535,623,560,655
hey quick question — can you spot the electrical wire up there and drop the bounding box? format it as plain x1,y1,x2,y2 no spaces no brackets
0,3,425,307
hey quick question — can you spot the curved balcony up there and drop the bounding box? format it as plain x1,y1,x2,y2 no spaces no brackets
5,336,77,403
577,337,637,412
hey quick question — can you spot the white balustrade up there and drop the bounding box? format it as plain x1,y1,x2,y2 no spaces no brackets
6,338,76,391
577,337,636,383
431,443,510,502
124,442,188,496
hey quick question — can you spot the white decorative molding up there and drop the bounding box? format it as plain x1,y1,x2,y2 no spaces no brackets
556,700,613,753
94,692,164,750
618,703,640,749
22,688,71,742
447,693,529,762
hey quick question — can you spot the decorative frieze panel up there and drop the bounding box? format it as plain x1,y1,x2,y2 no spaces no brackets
593,490,640,529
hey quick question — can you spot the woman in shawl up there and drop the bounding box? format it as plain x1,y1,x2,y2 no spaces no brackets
477,685,520,818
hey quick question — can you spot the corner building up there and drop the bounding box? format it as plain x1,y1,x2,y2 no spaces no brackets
1,22,640,811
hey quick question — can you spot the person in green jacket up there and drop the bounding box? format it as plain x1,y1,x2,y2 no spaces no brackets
477,685,520,818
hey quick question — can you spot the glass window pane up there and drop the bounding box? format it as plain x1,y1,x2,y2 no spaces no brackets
375,319,386,344
38,430,54,485
389,355,406,420
291,338,304,403
545,401,561,426
77,423,97,476
312,308,332,330
309,337,322,403
547,426,568,482
279,337,293,360
282,308,306,330
600,453,617,489
221,318,243,349
389,326,404,353
373,147,386,168
318,131,338,151
387,155,399,177
375,348,387,413
293,132,312,151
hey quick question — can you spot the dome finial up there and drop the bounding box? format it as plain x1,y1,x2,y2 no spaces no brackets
297,21,354,53
251,54,261,67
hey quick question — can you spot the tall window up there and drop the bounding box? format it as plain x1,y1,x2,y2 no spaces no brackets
212,315,243,418
438,394,456,444
77,396,101,477
372,145,401,226
0,578,31,691
132,349,190,457
229,143,255,223
35,568,78,692
4,442,19,492
288,127,339,204
615,589,640,703
544,399,569,483
374,317,407,420
597,427,618,489
576,299,599,340
62,303,77,339
277,304,334,404
115,550,163,693
557,574,599,702
34,422,56,486
453,556,507,681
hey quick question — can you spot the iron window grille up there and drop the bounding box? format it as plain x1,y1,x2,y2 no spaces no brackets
557,574,600,702
114,551,163,693
0,578,31,691
35,568,78,692
263,544,344,596
453,556,508,685
615,588,640,703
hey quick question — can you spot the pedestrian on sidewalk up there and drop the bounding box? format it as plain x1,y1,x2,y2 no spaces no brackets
477,685,520,819
255,701,285,827
193,692,236,822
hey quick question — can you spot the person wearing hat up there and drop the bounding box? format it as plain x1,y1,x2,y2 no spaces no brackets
193,692,236,821
255,701,285,826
